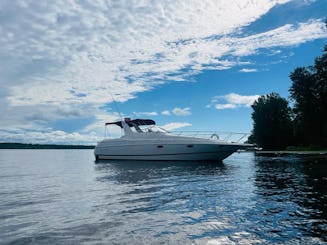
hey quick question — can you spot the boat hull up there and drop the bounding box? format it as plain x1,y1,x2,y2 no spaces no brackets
94,142,242,161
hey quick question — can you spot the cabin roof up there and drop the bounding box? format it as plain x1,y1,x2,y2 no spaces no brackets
105,118,156,128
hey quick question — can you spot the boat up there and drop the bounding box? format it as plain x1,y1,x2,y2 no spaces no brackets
94,118,252,161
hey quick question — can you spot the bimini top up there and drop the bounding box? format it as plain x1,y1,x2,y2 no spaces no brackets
105,118,156,128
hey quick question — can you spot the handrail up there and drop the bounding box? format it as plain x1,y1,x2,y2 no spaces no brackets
169,131,250,143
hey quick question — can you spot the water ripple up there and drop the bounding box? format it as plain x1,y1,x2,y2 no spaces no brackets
0,150,326,244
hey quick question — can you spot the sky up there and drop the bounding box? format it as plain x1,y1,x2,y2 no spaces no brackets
0,0,326,144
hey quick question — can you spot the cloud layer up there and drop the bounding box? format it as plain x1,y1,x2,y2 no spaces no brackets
3,1,327,107
210,93,260,110
0,0,326,143
161,122,192,131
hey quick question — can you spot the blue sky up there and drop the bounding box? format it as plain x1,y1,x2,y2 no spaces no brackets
0,0,326,144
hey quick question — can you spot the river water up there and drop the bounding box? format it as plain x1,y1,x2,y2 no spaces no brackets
0,150,326,244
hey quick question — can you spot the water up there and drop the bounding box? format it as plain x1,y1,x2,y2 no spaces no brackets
0,150,326,244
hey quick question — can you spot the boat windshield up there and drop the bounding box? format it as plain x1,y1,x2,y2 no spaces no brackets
142,125,169,133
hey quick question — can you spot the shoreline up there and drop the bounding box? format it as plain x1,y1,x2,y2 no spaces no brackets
255,150,327,158
0,143,95,149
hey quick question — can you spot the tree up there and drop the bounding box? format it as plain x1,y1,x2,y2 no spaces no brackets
289,45,327,146
251,93,293,150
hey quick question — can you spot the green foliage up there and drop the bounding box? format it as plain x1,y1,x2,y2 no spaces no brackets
285,145,326,151
289,45,327,146
251,93,293,150
250,44,327,149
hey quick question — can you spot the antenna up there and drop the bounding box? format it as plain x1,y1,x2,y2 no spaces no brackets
108,92,124,136
109,93,123,121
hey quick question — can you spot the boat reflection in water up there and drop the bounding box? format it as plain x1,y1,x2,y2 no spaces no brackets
94,159,228,184
94,118,251,162
93,159,232,220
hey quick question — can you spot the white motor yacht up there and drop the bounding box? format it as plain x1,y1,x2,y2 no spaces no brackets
94,118,251,161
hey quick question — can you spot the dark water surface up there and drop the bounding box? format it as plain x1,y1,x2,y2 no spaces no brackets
0,150,326,244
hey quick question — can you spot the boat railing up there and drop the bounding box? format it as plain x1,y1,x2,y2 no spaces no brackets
170,131,250,143
104,125,250,144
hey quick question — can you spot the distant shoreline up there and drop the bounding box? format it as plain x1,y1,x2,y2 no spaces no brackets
0,143,95,149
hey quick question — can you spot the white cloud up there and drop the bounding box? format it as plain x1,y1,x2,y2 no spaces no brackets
229,19,327,57
133,111,158,117
161,110,171,116
0,0,326,143
0,129,98,145
225,93,260,106
172,107,191,116
162,108,191,116
161,122,192,131
215,104,238,110
0,106,122,144
239,68,258,73
211,93,260,110
82,112,121,135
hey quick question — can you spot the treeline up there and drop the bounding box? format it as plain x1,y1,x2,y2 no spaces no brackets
249,44,327,150
0,143,95,149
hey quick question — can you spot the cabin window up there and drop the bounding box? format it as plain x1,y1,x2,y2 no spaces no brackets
187,145,194,148
157,145,164,148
